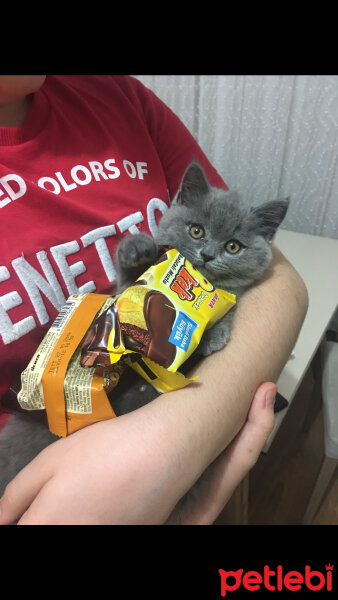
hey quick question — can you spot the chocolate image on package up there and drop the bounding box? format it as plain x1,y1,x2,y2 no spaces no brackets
81,303,120,368
81,287,177,370
16,249,236,437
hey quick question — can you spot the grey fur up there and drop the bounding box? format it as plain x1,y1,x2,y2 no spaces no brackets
0,162,288,522
0,414,58,497
117,161,288,355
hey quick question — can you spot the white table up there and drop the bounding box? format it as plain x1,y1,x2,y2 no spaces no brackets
265,229,338,450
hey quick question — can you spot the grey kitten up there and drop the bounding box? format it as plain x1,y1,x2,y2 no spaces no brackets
116,161,289,357
0,162,288,522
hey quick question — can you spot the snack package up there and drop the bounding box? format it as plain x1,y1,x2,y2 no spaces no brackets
17,248,236,437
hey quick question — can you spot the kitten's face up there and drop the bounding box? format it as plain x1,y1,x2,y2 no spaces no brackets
156,163,289,291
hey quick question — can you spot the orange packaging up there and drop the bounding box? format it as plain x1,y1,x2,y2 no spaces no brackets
17,294,123,437
18,249,236,437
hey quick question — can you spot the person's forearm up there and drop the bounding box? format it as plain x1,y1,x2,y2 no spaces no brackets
0,247,308,525
141,245,308,494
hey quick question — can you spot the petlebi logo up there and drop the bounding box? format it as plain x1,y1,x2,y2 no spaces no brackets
218,563,334,595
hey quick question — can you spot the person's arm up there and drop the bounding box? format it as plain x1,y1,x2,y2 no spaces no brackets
162,245,308,467
166,380,277,525
138,244,308,489
0,245,307,525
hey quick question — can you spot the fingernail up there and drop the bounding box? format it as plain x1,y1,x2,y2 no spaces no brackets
265,389,276,407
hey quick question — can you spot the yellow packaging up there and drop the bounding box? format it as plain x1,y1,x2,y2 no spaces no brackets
108,248,235,380
18,249,236,437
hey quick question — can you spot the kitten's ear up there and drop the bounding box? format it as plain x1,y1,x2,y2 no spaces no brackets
251,198,289,241
175,161,211,206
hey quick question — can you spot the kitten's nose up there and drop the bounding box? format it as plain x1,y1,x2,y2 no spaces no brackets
201,250,214,262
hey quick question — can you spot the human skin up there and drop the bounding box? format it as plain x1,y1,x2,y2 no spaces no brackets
0,75,46,126
0,245,308,524
0,76,308,524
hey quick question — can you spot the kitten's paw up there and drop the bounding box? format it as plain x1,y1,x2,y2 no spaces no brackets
198,323,231,356
116,234,158,269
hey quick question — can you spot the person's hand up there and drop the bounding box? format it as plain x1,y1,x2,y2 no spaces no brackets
0,382,275,525
166,381,276,524
0,405,190,525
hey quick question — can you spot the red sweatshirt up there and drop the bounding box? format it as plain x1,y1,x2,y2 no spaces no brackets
0,75,227,423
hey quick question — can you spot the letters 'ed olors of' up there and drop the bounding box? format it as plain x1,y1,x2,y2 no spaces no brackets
16,248,236,437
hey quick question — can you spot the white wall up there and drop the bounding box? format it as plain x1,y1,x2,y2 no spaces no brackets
135,75,338,239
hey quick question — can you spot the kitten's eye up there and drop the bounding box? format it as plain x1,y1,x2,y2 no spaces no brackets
189,224,205,239
225,240,241,254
